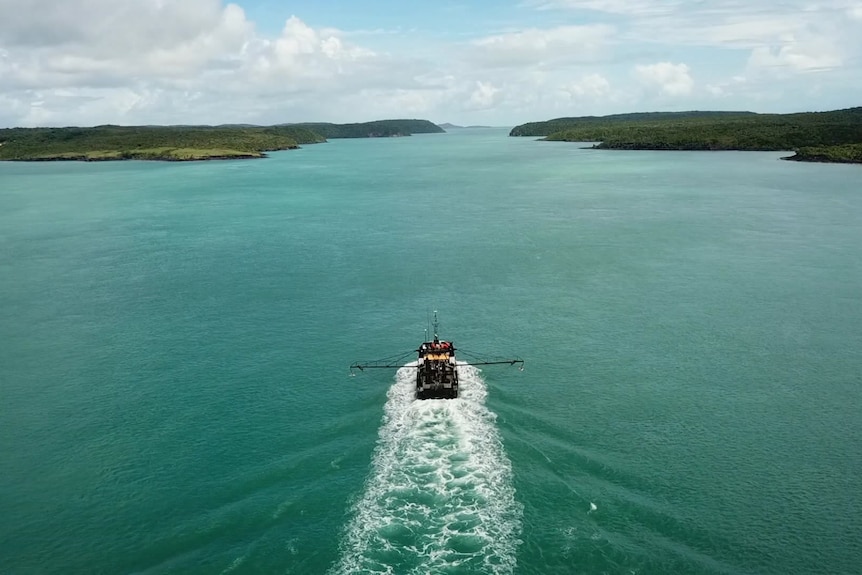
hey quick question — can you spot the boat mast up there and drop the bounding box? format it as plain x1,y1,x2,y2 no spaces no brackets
432,310,439,340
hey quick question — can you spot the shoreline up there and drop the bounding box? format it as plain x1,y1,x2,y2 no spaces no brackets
8,151,271,162
573,142,862,165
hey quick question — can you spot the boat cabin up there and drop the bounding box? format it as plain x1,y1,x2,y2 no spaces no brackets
416,337,458,399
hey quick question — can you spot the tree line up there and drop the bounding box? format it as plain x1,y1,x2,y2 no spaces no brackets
509,108,862,163
0,119,443,161
287,119,444,139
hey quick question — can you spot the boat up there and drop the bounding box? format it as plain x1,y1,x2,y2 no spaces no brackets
350,312,523,400
415,334,459,399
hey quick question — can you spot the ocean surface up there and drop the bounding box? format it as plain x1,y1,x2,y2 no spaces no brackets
2,129,861,575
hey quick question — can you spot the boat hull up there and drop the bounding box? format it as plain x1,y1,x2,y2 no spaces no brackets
416,354,459,399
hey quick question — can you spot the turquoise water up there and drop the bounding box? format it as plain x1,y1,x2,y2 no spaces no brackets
2,130,861,574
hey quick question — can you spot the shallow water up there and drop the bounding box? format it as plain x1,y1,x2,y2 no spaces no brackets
2,130,861,574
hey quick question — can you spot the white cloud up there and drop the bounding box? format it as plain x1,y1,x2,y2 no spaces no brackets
634,62,693,96
532,0,859,65
467,81,502,110
0,3,414,125
748,44,842,73
535,0,861,111
0,0,859,127
705,75,747,98
0,0,253,90
467,25,614,68
244,16,377,86
526,0,684,15
673,15,847,75
0,0,251,58
563,73,611,99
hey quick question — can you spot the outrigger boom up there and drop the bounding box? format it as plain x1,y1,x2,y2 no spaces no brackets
350,313,524,400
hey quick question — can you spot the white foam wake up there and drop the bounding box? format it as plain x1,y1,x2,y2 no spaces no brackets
330,364,522,575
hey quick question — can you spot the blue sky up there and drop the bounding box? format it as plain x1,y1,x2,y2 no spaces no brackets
245,1,533,38
1,0,860,127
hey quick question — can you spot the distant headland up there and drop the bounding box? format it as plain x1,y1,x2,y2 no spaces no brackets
438,123,495,130
509,108,862,164
0,119,444,162
5,111,861,164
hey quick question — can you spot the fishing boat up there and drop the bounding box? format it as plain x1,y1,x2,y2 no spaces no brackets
350,312,523,399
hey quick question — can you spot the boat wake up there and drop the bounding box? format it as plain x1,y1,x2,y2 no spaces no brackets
330,364,522,575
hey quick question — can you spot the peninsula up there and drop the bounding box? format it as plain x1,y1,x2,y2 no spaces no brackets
286,119,443,139
0,119,443,162
509,108,862,164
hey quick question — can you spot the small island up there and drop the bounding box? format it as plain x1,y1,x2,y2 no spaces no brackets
438,123,495,130
286,119,443,139
509,108,862,164
0,119,443,162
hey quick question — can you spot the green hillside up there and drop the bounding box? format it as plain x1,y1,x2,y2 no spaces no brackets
510,111,756,137
509,108,862,163
289,119,444,138
0,125,326,161
0,120,444,161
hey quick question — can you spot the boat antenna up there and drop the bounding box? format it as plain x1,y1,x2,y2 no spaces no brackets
433,310,439,339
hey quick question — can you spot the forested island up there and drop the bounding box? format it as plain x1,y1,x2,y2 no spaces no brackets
510,108,862,164
0,119,442,162
287,119,443,139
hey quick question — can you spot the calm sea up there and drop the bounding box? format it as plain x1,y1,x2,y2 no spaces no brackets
2,130,861,574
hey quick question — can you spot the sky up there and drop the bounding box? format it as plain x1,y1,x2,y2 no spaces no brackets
1,0,861,127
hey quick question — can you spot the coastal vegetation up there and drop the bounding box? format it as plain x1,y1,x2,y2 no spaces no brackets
510,111,756,138
288,119,444,139
509,108,862,164
785,144,862,164
0,125,324,161
0,119,443,162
